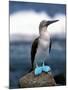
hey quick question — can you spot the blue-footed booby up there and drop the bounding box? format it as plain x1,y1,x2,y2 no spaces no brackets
31,20,59,71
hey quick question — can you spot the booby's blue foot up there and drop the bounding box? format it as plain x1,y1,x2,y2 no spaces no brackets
42,62,51,72
34,62,51,75
34,63,42,75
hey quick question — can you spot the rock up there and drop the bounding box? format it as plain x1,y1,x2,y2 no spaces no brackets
19,71,56,88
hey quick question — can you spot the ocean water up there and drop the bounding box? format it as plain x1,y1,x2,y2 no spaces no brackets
9,38,66,89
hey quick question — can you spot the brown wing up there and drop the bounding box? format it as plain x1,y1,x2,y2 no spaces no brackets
31,37,39,69
49,38,52,53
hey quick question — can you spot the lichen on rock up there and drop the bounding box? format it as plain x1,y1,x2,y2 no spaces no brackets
19,71,56,88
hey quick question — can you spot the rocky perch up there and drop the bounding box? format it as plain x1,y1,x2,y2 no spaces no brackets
19,71,56,88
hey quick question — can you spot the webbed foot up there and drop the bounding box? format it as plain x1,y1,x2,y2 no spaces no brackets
34,63,42,75
42,61,51,72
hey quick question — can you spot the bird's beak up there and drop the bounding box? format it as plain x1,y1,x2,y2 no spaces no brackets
46,20,59,26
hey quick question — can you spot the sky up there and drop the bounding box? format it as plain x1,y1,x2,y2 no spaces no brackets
9,1,66,39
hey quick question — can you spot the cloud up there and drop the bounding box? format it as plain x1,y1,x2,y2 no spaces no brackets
10,10,50,35
10,10,66,39
48,14,66,38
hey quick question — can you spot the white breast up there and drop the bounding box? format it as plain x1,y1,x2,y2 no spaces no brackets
39,31,50,49
34,31,50,67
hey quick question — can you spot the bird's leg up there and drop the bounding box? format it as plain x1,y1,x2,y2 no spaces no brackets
42,61,51,73
34,63,42,75
36,63,38,67
42,61,45,67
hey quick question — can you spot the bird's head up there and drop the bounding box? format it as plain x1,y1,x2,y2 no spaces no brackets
39,20,59,32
